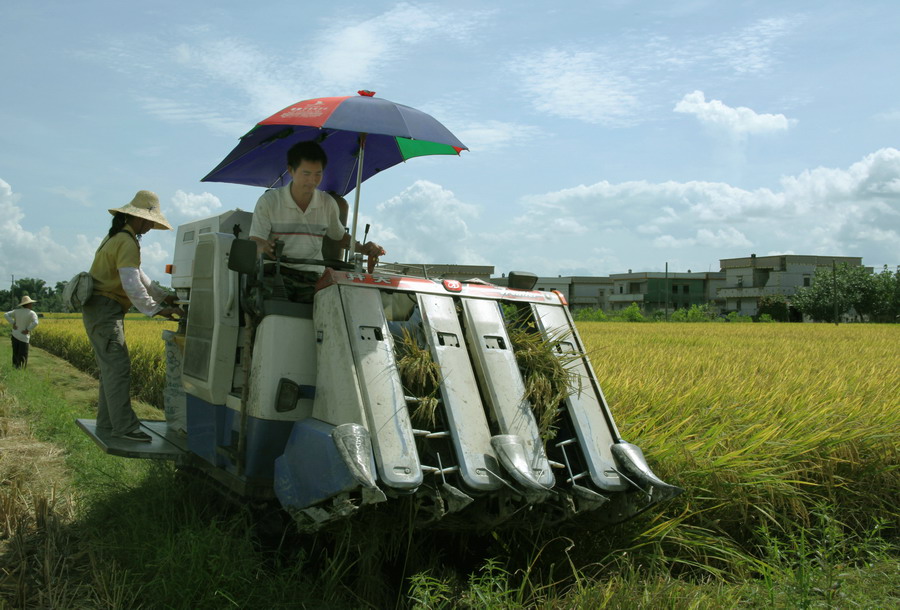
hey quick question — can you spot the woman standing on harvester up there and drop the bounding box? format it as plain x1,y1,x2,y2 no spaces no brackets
82,190,184,443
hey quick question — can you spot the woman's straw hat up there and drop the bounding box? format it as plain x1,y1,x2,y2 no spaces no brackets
108,190,173,230
18,296,37,307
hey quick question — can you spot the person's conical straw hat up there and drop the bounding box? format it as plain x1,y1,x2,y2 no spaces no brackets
108,190,172,230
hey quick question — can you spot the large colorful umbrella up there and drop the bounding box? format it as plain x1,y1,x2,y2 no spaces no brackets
202,91,467,250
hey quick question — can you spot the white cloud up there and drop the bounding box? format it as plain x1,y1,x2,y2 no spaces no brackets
0,179,94,285
874,108,900,122
454,120,542,154
712,17,796,74
171,190,223,218
494,148,900,275
44,186,94,208
674,90,795,136
374,180,485,264
509,49,640,126
654,227,752,249
310,4,489,89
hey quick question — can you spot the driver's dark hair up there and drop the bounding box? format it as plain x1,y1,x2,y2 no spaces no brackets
287,140,328,171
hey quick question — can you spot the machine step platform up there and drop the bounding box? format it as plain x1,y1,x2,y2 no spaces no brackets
76,419,190,461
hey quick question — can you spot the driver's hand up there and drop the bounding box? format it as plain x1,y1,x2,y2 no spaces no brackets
361,241,385,258
251,236,276,258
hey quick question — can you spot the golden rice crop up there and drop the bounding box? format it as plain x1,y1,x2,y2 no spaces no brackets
578,322,900,539
31,313,178,409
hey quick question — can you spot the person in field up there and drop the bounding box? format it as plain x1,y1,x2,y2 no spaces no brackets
4,295,39,369
82,191,184,443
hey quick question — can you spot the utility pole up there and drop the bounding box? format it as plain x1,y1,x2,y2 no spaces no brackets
665,262,669,322
832,260,839,326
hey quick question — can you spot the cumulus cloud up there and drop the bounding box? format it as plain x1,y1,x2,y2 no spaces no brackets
374,180,486,264
497,148,900,275
171,190,223,218
0,179,181,286
674,91,795,136
0,179,96,285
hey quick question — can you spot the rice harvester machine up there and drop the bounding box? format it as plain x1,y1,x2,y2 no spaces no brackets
77,209,681,531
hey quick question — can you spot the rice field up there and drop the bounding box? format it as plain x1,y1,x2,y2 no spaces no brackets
29,316,899,545
13,315,900,605
579,322,899,551
30,312,179,408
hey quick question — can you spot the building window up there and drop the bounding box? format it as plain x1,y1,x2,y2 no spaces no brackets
672,284,679,294
803,276,811,287
619,286,623,294
629,282,641,294
683,285,690,294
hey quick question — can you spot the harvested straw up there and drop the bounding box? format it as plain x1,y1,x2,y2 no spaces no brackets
395,327,442,429
507,322,583,442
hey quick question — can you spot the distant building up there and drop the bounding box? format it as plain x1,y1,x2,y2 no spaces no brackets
717,254,864,316
489,275,613,312
607,271,726,313
375,262,495,281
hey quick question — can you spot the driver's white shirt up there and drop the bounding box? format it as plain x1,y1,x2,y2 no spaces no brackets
249,185,345,272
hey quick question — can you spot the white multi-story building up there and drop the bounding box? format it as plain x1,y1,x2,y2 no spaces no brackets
717,254,864,316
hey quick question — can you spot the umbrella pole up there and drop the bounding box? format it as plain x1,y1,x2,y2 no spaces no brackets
348,134,366,269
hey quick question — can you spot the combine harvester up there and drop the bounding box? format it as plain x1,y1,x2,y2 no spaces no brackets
78,210,681,532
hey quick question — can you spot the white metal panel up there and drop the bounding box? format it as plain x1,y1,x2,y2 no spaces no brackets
312,285,367,427
418,294,501,491
462,298,553,487
181,233,240,405
170,209,252,290
315,284,422,490
248,316,317,421
531,303,627,491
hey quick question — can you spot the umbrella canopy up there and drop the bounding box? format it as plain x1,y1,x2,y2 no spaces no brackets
202,91,467,196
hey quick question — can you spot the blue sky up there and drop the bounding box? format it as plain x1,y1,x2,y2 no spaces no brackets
1,0,898,287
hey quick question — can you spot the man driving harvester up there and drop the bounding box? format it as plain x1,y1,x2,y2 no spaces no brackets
249,140,385,302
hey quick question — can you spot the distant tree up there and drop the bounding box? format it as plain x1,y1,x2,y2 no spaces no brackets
574,307,608,322
616,303,645,322
792,264,877,322
669,304,717,322
12,277,48,301
871,265,900,322
758,294,789,322
6,277,69,312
